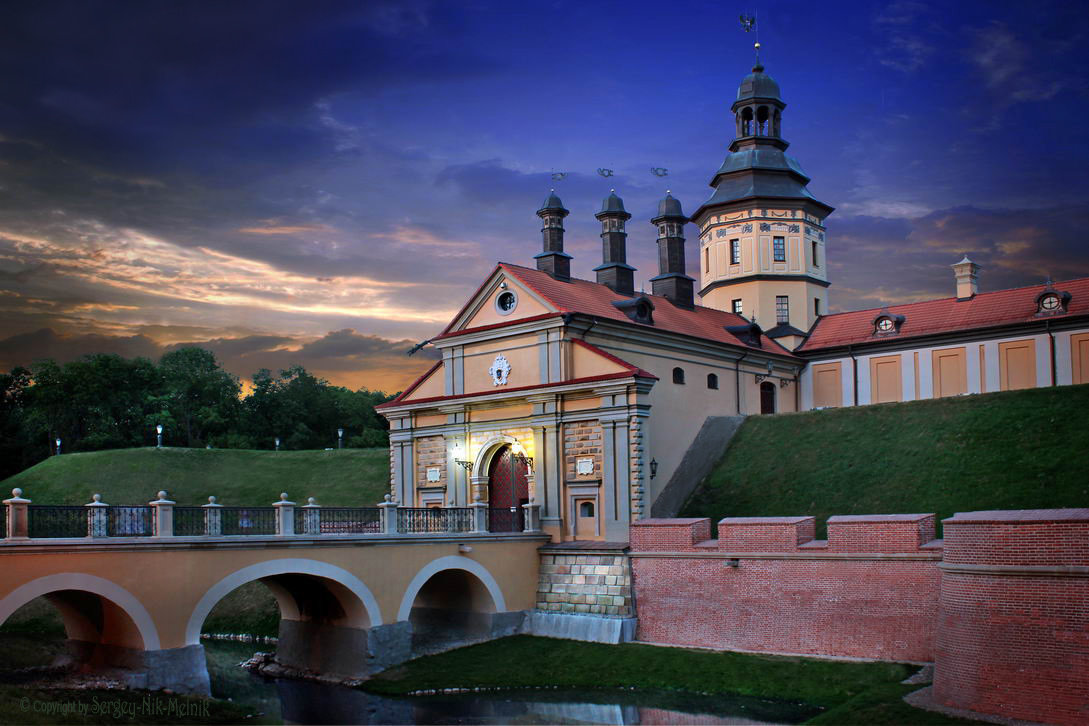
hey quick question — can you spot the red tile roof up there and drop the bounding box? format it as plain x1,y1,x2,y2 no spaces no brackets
445,263,796,357
800,277,1089,352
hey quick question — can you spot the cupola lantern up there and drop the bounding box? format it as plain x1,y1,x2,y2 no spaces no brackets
649,192,694,308
535,190,572,280
594,190,635,296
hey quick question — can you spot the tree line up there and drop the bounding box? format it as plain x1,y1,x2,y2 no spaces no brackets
0,347,395,479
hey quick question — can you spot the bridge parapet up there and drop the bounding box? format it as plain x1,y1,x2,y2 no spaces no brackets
3,488,543,542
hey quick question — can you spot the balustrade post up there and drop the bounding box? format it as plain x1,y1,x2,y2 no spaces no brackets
470,501,489,534
4,488,30,540
203,496,222,536
378,494,398,534
302,497,321,535
86,494,108,537
149,491,175,537
274,493,295,536
522,500,541,533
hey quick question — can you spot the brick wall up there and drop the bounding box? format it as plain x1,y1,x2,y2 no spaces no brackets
631,515,942,661
563,421,602,481
536,550,633,617
934,509,1089,725
414,435,447,490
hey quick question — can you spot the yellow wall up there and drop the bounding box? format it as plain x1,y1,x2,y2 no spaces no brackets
999,340,1036,391
463,334,541,394
700,277,827,336
460,279,552,330
932,347,967,398
870,355,902,404
403,364,445,402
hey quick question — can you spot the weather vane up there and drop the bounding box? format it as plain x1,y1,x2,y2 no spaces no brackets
740,12,761,65
551,171,568,182
650,167,668,177
597,168,614,178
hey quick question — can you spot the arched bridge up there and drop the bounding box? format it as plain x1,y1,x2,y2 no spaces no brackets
0,489,547,694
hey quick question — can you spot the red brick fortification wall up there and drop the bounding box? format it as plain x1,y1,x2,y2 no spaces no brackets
934,509,1089,725
630,515,943,661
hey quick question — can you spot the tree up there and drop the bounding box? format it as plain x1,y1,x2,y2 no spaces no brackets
158,348,240,447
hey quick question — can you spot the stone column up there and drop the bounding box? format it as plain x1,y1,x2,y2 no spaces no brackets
470,501,489,533
470,475,489,504
149,491,175,537
273,493,295,536
4,488,30,540
302,497,321,535
378,494,399,534
202,496,222,536
86,494,108,537
522,501,541,533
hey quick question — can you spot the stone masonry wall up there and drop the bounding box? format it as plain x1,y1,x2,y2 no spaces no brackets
414,435,447,490
563,421,602,481
536,551,633,617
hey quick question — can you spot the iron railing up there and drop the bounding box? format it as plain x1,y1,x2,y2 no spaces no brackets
27,506,88,538
173,506,208,536
316,507,381,534
0,509,5,539
488,507,524,533
398,507,474,533
219,507,277,535
108,506,153,536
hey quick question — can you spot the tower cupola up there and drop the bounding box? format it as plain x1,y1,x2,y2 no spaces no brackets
594,190,635,296
649,192,694,308
535,190,571,280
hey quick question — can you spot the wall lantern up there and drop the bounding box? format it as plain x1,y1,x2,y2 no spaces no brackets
755,360,775,384
512,440,534,469
650,458,658,479
454,442,473,470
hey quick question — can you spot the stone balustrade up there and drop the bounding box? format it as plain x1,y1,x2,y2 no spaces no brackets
2,487,542,540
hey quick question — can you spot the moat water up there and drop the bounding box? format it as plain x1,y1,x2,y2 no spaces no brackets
205,641,823,725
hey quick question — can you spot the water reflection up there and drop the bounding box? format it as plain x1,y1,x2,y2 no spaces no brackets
206,641,821,725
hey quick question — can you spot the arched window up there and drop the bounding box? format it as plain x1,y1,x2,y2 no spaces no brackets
672,367,685,385
741,107,753,136
756,106,769,135
707,373,719,389
579,501,595,517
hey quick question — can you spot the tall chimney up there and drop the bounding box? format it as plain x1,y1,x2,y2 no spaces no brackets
649,192,694,308
952,255,981,299
593,190,635,296
535,190,571,280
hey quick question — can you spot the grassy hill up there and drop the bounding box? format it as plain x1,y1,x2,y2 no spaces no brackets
681,384,1089,537
1,447,391,507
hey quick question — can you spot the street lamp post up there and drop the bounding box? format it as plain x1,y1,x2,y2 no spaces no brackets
337,428,344,450
55,437,61,456
274,437,281,451
156,424,163,449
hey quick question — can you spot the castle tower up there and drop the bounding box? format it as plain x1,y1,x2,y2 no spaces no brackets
649,192,694,308
691,59,834,349
594,190,636,296
535,190,572,280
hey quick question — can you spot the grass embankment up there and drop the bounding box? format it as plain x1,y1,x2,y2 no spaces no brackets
365,635,976,724
1,446,390,506
682,384,1089,537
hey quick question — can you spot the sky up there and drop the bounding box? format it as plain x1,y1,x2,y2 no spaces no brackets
1,0,1087,393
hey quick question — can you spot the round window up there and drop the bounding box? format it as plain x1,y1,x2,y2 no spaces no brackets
876,317,894,332
1040,294,1060,311
495,290,518,315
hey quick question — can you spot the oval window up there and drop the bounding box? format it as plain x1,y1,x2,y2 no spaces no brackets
876,317,894,332
1040,294,1060,311
496,290,518,314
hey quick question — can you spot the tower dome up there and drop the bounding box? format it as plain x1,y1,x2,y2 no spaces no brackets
656,192,684,219
736,64,782,103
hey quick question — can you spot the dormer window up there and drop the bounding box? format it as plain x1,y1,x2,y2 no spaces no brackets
873,311,906,336
612,294,654,325
1034,287,1071,317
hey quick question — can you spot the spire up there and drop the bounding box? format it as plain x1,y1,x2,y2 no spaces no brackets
649,192,694,308
593,190,635,296
535,190,571,280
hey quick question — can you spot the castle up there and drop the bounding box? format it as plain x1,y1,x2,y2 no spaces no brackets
377,60,1089,543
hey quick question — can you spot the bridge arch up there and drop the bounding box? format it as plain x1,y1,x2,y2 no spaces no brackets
184,558,382,646
0,573,160,651
397,554,506,622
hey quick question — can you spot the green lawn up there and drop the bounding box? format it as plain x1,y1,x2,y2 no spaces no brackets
364,635,977,724
1,446,391,507
682,384,1089,537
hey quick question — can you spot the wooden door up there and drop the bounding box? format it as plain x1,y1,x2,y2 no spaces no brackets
760,381,776,414
487,446,528,532
575,499,598,540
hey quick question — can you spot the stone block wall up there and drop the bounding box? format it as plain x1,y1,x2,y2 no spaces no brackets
414,435,447,490
563,421,602,481
536,551,633,617
934,509,1089,726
